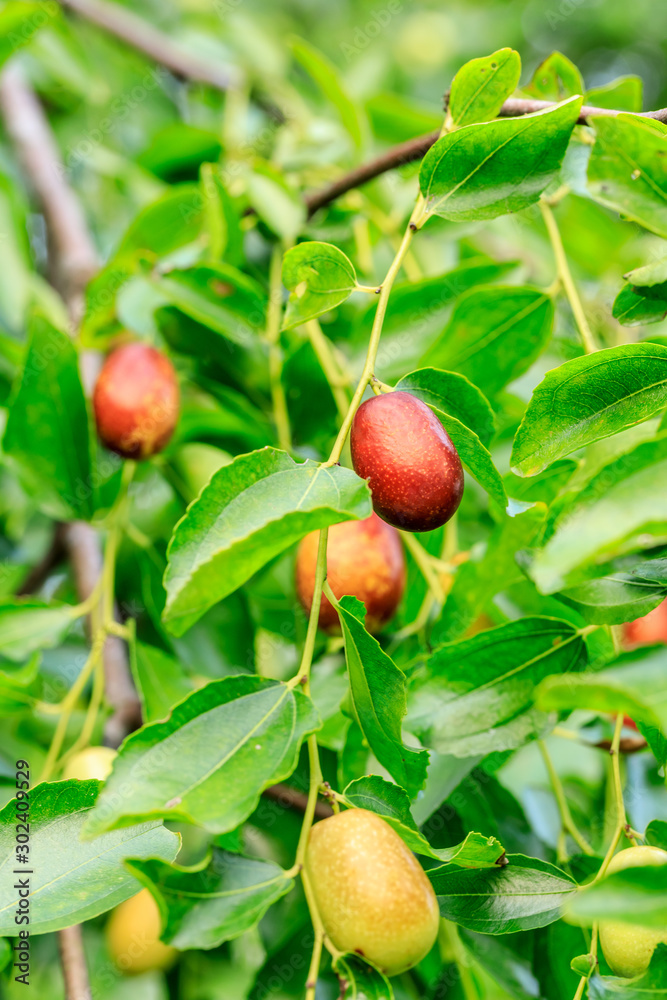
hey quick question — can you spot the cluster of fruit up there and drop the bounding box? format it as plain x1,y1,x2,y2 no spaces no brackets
88,342,667,980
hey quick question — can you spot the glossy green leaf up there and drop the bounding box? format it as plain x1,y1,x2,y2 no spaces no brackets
419,97,583,223
0,781,179,936
528,435,667,594
588,115,667,239
447,48,521,128
557,557,667,625
291,37,365,149
567,866,667,928
537,646,667,734
343,775,505,868
612,285,667,326
83,676,319,837
585,76,643,112
336,597,428,798
282,242,357,330
408,617,588,757
130,640,193,723
4,314,94,520
430,855,577,933
0,600,74,663
397,367,506,509
524,52,584,101
152,264,266,347
163,447,371,635
422,286,554,398
336,955,393,1000
511,344,667,477
126,850,294,950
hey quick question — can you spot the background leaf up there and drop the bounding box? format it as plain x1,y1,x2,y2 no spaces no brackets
447,48,521,128
282,242,357,329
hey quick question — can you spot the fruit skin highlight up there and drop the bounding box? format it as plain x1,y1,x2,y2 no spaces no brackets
622,597,667,649
295,513,406,632
305,808,440,976
599,846,667,978
93,342,179,460
351,391,464,533
62,746,116,781
106,888,177,975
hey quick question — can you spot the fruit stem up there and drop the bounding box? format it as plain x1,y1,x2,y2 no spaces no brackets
324,213,417,467
400,531,446,604
539,198,597,355
538,739,593,857
593,714,635,884
305,319,350,422
265,244,292,453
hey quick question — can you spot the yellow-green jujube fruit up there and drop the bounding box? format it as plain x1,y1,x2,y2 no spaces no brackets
62,746,116,781
106,888,177,975
305,808,440,976
599,846,667,978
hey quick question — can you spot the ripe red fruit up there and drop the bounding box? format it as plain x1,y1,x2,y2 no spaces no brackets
351,391,464,532
296,513,405,632
622,597,667,649
93,343,179,460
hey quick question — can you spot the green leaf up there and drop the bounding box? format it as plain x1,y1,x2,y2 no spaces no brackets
126,849,294,950
511,344,667,477
151,263,266,347
447,48,521,128
588,946,667,999
567,866,667,928
537,647,667,735
430,855,577,933
282,242,357,330
83,676,319,837
163,447,370,635
291,37,365,149
342,775,505,868
336,954,393,1000
336,596,429,798
612,285,667,326
0,781,179,936
408,617,588,757
557,557,667,625
200,164,244,267
587,115,667,239
130,640,193,723
585,76,643,113
528,435,667,594
419,97,583,223
0,599,74,663
524,52,584,101
422,286,554,398
0,3,58,69
396,368,506,509
646,820,667,852
432,507,546,644
4,314,94,520
117,185,206,257
246,165,305,243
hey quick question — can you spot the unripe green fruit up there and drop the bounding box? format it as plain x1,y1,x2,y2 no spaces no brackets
106,888,177,975
62,746,116,781
305,808,440,976
599,846,667,978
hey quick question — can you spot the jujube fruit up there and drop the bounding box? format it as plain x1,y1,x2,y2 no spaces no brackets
62,746,116,781
351,392,464,533
622,597,667,649
599,846,667,978
106,888,177,975
295,513,406,632
93,342,179,459
305,808,440,976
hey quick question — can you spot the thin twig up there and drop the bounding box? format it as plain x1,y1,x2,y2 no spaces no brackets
305,99,667,217
58,0,239,91
263,783,333,820
58,925,92,1000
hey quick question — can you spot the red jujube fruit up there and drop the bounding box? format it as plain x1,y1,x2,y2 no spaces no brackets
296,513,406,632
622,597,667,649
351,391,464,533
93,343,179,460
